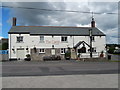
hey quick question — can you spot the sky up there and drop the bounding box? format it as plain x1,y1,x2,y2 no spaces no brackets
0,1,119,44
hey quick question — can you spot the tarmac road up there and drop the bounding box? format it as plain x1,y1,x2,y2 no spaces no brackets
2,60,119,77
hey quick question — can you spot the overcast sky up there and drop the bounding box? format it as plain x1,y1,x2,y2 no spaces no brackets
1,2,119,44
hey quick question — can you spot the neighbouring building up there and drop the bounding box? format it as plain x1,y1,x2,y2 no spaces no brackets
0,38,8,50
0,38,9,61
8,17,106,61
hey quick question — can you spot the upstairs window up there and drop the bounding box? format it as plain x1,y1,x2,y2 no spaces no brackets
40,35,44,42
17,36,23,43
61,36,67,42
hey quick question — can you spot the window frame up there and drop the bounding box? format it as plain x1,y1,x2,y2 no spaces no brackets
92,47,96,52
39,48,45,53
61,36,68,42
16,36,23,43
61,48,66,54
40,35,44,43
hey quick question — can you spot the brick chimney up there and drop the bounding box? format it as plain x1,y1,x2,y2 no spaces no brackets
13,17,16,26
91,17,95,27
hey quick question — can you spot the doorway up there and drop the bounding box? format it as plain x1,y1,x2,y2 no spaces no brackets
17,48,25,60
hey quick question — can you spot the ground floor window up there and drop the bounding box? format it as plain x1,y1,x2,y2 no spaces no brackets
39,49,45,53
92,47,96,52
88,47,96,52
61,48,66,54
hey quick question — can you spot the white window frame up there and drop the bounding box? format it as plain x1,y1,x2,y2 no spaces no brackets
16,36,23,43
39,48,45,53
40,35,44,43
61,48,66,54
61,36,68,42
92,47,96,52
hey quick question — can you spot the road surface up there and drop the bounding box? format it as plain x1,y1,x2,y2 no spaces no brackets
2,60,119,77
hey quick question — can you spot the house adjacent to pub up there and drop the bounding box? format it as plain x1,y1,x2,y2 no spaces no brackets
8,17,106,61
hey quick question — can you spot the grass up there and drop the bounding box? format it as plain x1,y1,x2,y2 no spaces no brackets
113,53,120,55
109,60,120,62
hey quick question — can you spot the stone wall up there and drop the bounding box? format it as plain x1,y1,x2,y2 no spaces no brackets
0,54,9,61
31,48,65,61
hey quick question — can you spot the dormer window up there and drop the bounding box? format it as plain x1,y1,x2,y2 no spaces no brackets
17,36,23,43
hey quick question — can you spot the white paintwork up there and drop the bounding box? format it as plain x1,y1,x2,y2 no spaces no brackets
9,34,106,59
17,49,25,59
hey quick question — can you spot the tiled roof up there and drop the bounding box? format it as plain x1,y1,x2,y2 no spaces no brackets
8,26,105,36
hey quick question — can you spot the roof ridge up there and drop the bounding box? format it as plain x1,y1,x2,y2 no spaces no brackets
15,26,92,28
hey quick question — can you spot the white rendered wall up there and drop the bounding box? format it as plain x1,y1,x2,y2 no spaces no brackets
9,34,106,59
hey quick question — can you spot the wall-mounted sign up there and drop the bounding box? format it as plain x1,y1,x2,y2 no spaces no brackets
45,40,60,45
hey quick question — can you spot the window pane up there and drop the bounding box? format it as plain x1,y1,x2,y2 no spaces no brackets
61,36,67,42
40,36,44,41
65,37,67,41
17,37,20,42
17,36,23,42
20,36,23,41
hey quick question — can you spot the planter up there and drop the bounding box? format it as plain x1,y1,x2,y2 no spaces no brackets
25,54,31,61
24,58,31,61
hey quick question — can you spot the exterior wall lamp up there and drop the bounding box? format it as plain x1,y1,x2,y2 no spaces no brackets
26,46,29,53
12,46,15,53
12,48,14,51
33,46,37,53
52,45,54,49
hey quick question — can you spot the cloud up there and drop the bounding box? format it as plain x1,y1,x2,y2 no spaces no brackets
2,2,118,44
0,36,3,40
105,28,118,44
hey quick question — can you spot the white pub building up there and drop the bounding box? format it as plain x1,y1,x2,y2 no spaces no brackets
8,17,106,61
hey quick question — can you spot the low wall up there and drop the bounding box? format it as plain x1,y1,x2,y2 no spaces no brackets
0,54,9,61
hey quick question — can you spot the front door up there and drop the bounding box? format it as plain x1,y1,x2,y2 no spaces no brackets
17,48,25,60
51,49,55,55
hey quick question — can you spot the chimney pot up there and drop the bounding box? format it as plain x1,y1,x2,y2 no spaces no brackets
91,18,95,27
13,17,16,26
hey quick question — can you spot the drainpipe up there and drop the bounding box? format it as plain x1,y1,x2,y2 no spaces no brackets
89,29,92,58
9,34,11,59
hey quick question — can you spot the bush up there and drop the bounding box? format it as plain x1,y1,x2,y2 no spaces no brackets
2,43,8,50
25,54,31,61
65,50,71,60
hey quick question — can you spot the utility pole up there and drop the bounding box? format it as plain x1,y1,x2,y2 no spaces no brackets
89,29,92,58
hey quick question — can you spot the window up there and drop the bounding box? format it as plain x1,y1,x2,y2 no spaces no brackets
61,48,66,54
92,36,95,42
17,36,23,42
39,49,45,53
61,36,67,42
88,47,96,52
40,35,44,42
92,47,96,52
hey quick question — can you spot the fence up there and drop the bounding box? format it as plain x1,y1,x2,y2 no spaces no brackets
0,50,8,54
80,52,106,58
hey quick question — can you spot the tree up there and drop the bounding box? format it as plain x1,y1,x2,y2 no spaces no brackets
2,42,8,50
108,45,115,54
